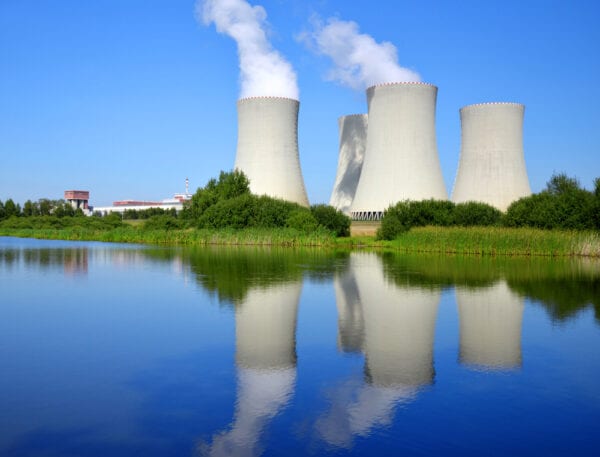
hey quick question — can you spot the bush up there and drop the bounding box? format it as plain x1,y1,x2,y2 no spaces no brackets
198,194,256,229
454,202,502,226
286,209,319,232
143,215,184,230
185,170,250,220
310,204,351,237
504,174,596,230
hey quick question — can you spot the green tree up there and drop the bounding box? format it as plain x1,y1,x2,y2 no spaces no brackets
186,170,251,220
310,204,351,236
4,199,19,217
22,200,40,217
0,200,5,220
38,199,52,216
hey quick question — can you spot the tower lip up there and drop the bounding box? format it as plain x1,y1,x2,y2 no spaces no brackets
338,113,367,120
237,95,299,103
461,102,524,110
366,81,436,91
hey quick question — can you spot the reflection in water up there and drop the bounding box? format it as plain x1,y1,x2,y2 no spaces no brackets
317,253,440,448
334,267,364,353
202,284,301,457
457,281,524,370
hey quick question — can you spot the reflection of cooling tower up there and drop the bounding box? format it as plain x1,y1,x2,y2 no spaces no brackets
333,267,364,353
205,283,301,457
457,281,524,370
329,114,368,214
452,103,531,211
235,283,301,370
235,97,309,207
350,83,447,220
352,253,440,387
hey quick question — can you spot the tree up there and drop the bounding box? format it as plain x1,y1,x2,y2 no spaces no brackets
4,199,19,217
38,199,52,216
0,200,5,220
186,170,251,220
22,200,40,217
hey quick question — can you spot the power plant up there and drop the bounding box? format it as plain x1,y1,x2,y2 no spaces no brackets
452,103,531,211
235,96,309,207
329,114,368,215
350,83,447,220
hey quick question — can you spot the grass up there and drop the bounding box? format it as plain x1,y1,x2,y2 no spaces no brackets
1,224,599,257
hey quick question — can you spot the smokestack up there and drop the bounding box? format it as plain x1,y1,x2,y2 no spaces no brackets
350,83,447,220
235,96,309,206
329,114,368,214
452,102,531,211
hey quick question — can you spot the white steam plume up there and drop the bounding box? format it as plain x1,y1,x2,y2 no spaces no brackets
303,17,420,90
200,0,299,100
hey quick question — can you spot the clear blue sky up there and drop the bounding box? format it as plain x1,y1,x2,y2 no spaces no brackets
1,0,599,206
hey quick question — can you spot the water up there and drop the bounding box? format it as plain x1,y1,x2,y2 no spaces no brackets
1,236,599,456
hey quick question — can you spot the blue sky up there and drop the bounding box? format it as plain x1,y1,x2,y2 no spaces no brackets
1,0,599,206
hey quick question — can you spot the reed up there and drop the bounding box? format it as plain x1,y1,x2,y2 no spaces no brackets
1,225,598,257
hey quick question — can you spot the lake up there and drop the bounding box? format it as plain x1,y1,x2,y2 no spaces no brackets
1,236,599,456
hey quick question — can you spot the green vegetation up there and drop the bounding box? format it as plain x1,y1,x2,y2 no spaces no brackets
377,173,600,240
1,172,599,256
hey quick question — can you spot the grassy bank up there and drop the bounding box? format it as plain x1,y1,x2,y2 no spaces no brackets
1,225,599,257
0,226,336,247
339,226,600,257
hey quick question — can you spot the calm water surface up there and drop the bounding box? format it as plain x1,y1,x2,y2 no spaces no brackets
1,236,599,456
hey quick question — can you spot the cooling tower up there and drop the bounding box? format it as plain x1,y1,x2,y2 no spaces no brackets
329,114,368,214
452,102,531,211
235,96,309,207
333,265,365,353
350,83,447,220
235,283,301,370
457,281,524,370
353,253,440,387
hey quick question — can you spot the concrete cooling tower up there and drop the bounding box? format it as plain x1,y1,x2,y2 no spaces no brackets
457,281,524,370
452,102,531,211
352,253,440,387
350,83,447,220
235,283,301,370
329,114,368,215
203,283,300,457
235,97,309,207
333,265,365,353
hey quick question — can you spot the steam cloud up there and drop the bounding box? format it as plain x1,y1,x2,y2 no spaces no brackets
200,0,299,100
304,17,420,90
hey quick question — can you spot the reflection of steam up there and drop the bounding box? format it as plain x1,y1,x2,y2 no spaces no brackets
317,253,440,448
202,284,301,457
457,281,524,370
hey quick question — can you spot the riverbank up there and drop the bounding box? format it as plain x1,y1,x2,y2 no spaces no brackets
1,225,599,257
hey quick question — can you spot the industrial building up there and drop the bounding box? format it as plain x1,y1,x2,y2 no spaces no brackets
64,190,90,212
235,96,309,207
350,83,447,220
91,179,192,215
452,102,531,211
329,114,368,215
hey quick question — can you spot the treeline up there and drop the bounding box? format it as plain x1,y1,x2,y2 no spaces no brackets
177,170,350,236
1,171,351,237
0,198,85,219
378,174,600,240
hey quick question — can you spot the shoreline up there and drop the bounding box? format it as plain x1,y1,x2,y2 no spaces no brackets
1,226,599,258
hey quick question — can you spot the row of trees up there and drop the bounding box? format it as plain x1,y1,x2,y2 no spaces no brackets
0,198,84,220
143,170,351,236
378,174,600,240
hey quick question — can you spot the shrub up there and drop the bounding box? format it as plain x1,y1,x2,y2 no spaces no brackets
454,202,502,226
198,194,256,229
186,170,250,220
143,215,184,230
286,209,319,232
504,174,596,230
310,204,351,237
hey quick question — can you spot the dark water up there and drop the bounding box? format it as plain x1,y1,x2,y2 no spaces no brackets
1,236,599,457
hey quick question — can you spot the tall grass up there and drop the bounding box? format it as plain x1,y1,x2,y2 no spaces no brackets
338,226,600,257
2,225,599,257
